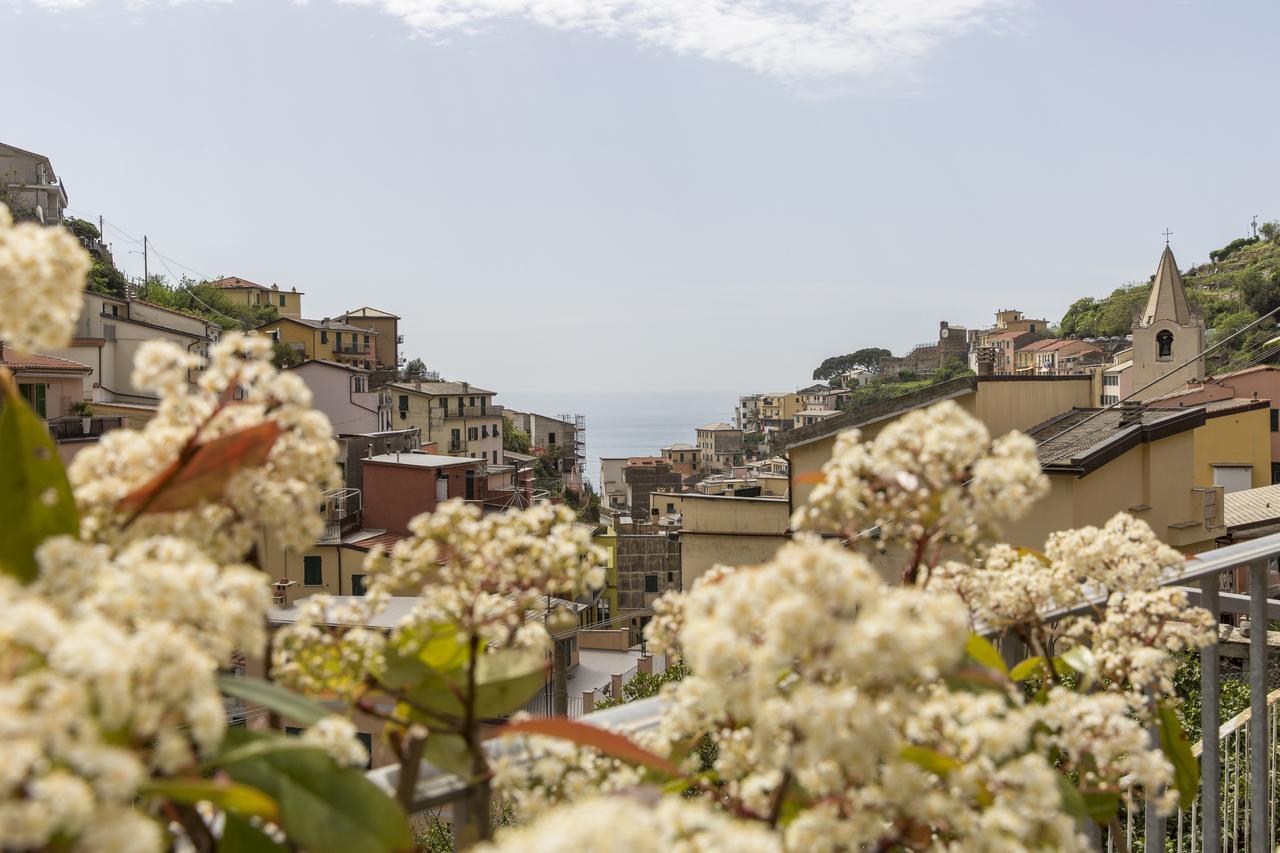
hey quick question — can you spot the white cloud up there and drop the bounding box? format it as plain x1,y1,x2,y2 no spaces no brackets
7,0,1020,79
338,0,1021,79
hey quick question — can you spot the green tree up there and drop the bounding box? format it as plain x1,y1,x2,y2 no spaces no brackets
932,355,973,382
1260,221,1280,243
401,357,427,381
502,415,531,453
812,347,892,381
272,341,303,369
63,217,100,242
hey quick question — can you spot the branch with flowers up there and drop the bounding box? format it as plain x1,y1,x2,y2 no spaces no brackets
0,198,1212,853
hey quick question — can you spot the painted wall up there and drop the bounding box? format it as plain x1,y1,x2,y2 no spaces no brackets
790,378,1092,508
291,362,383,434
1191,407,1269,490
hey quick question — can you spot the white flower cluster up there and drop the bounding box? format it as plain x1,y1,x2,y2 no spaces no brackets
69,333,341,561
0,204,89,352
492,728,645,819
303,716,371,769
498,403,1214,849
792,400,1047,573
645,538,1089,851
0,536,268,851
476,794,782,853
273,502,607,700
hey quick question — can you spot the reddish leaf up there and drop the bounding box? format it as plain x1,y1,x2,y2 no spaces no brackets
500,717,682,778
119,421,282,515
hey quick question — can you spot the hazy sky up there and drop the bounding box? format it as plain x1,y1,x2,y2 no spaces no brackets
6,0,1279,396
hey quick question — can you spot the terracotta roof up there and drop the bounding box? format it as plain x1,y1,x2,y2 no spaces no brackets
0,347,92,373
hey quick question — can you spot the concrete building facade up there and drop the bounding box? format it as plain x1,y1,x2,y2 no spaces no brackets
0,142,67,225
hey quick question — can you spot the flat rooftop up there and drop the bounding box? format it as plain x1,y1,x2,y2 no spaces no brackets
365,452,480,468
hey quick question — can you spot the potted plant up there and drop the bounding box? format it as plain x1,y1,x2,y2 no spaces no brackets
71,399,94,433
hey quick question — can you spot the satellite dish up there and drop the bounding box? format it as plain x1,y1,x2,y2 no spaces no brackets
940,328,950,338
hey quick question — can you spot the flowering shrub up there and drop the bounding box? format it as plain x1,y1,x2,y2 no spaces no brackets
0,201,1214,851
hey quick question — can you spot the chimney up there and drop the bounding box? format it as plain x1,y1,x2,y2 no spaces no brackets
321,317,330,326
1119,400,1144,428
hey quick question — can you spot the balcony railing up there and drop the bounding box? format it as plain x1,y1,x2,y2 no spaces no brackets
334,345,371,355
364,530,1280,850
442,405,495,419
46,415,125,441
319,488,362,542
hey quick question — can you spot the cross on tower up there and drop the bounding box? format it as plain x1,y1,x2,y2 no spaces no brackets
1162,228,1173,245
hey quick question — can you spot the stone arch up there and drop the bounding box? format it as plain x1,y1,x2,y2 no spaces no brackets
1156,329,1174,359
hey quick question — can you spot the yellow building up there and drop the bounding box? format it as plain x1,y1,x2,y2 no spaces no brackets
787,375,1096,508
339,306,401,371
386,381,504,465
1010,405,1229,552
653,492,791,586
210,276,304,318
784,376,1266,554
256,316,379,369
1177,399,1270,492
759,392,800,432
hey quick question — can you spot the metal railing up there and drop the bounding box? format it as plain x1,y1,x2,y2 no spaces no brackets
46,415,125,441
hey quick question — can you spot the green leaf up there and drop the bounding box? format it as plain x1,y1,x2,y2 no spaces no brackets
218,675,330,727
474,647,547,718
213,736,322,768
1157,701,1199,810
1081,789,1122,823
965,634,1009,675
220,730,411,853
900,745,961,778
422,730,473,778
138,778,277,820
1059,646,1096,689
0,380,79,582
1009,656,1046,682
944,664,1009,694
416,623,469,672
218,813,287,853
1055,774,1088,820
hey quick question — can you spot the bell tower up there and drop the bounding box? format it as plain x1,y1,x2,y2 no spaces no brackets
1129,242,1204,399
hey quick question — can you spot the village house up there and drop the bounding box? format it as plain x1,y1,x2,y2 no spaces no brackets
285,359,392,434
209,276,303,319
256,316,379,370
48,290,219,425
385,380,504,465
337,306,402,371
0,142,67,225
695,422,745,471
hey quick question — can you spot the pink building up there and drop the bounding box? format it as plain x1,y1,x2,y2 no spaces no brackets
1152,365,1280,484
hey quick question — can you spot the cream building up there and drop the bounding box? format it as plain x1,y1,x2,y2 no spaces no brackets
48,290,219,420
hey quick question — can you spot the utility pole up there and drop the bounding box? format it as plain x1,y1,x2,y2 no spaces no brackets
1252,215,1259,239
143,235,148,284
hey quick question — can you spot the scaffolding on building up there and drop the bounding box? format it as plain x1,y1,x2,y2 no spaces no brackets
558,413,587,490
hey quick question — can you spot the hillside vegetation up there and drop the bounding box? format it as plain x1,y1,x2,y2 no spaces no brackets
1058,227,1280,372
